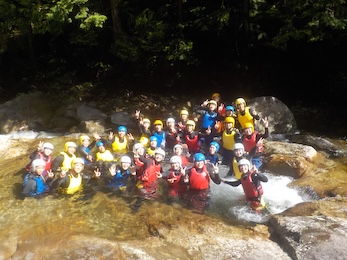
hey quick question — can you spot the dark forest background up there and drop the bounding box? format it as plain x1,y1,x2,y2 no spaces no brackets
0,0,346,131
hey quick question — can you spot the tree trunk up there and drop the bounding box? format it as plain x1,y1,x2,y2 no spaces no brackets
110,0,123,36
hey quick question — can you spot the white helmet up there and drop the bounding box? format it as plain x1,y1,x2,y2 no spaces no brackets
238,159,250,169
233,143,244,151
133,142,144,153
120,155,131,164
170,155,182,165
31,159,46,171
72,158,85,166
173,144,183,152
166,117,175,125
42,142,54,150
155,148,166,158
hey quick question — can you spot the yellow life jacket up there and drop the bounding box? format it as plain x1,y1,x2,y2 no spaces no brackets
222,130,237,151
96,150,114,162
59,152,76,171
112,137,128,154
147,147,156,157
237,107,254,131
65,173,82,194
232,157,242,179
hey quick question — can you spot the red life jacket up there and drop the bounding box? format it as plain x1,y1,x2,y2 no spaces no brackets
167,170,187,197
134,157,145,180
142,160,161,188
240,171,263,201
184,133,200,153
25,152,52,172
188,165,210,190
242,131,258,153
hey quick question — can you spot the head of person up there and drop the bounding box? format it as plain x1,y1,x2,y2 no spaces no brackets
225,106,234,116
243,122,254,136
186,120,196,133
120,155,131,170
238,158,251,174
169,155,182,171
72,158,84,173
153,120,163,131
224,116,235,130
79,135,90,146
211,93,221,102
31,159,46,175
193,153,205,169
42,142,54,156
117,125,127,137
208,100,218,111
154,148,165,163
139,136,149,147
166,117,176,129
64,141,77,155
96,141,106,152
180,109,189,120
233,143,245,157
209,141,220,154
173,144,183,156
133,142,145,156
142,118,151,129
149,136,158,148
235,97,246,111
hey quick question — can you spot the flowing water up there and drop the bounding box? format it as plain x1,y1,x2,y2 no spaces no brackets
0,131,322,258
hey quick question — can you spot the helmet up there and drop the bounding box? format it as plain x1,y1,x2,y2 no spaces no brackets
235,98,246,106
31,159,46,171
224,117,235,124
42,142,54,150
180,109,189,116
238,159,250,169
154,120,163,126
72,158,85,166
149,136,158,142
96,141,104,148
211,93,220,99
173,144,183,152
64,141,77,151
233,143,244,151
133,142,144,153
209,141,220,152
155,148,166,158
208,100,218,106
225,105,234,112
194,153,205,162
143,118,151,124
118,125,127,133
170,155,182,165
166,117,175,125
243,122,254,129
120,155,131,164
186,120,196,129
79,135,90,144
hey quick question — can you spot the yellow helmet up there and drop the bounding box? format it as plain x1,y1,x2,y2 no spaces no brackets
235,98,246,106
180,109,189,116
244,122,254,129
211,93,220,99
154,119,163,126
64,141,77,152
79,135,90,144
224,116,235,124
186,120,196,129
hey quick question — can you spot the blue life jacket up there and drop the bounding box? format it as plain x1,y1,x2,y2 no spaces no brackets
23,173,48,196
201,112,217,129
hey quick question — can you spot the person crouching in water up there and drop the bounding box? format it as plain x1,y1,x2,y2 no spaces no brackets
22,159,54,197
180,153,221,214
166,155,187,204
222,159,268,211
53,158,100,195
105,155,137,196
131,148,165,212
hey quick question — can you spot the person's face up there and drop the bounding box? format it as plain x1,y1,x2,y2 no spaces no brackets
181,114,188,120
209,145,216,154
234,148,244,157
43,148,53,156
121,162,130,170
174,147,182,155
224,122,233,130
186,125,194,132
171,162,180,170
237,102,245,111
98,145,106,152
155,153,164,162
73,163,84,173
194,160,205,169
136,147,145,156
225,110,233,116
143,122,150,129
118,131,126,137
150,140,157,148
35,165,45,175
209,103,217,111
244,127,253,136
67,146,76,155
167,122,175,128
82,139,90,147
239,164,249,174
155,124,162,131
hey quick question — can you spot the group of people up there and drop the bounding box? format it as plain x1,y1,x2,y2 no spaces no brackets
22,93,270,213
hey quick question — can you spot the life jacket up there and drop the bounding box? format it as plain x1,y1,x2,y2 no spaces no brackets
26,152,52,172
188,165,210,190
147,147,156,158
79,146,91,164
59,152,76,171
165,130,179,149
201,111,218,129
167,170,187,196
184,133,200,153
205,153,219,165
65,172,82,195
242,131,263,153
23,173,48,196
112,136,128,154
142,160,161,188
108,168,131,189
237,107,254,131
232,157,243,179
180,155,189,167
153,131,166,147
222,130,237,151
96,150,114,162
134,157,145,179
240,172,264,202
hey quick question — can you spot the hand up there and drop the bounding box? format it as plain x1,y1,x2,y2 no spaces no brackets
108,131,114,140
60,169,68,178
256,137,264,147
261,117,269,128
109,164,116,176
180,166,186,175
212,163,219,174
135,109,141,119
127,133,134,140
93,132,101,140
156,172,162,178
94,168,101,178
47,169,54,178
37,141,44,151
129,166,137,175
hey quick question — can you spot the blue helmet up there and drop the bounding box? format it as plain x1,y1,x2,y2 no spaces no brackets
210,141,220,152
149,136,157,142
118,125,127,133
225,105,234,112
194,153,205,162
96,141,104,148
